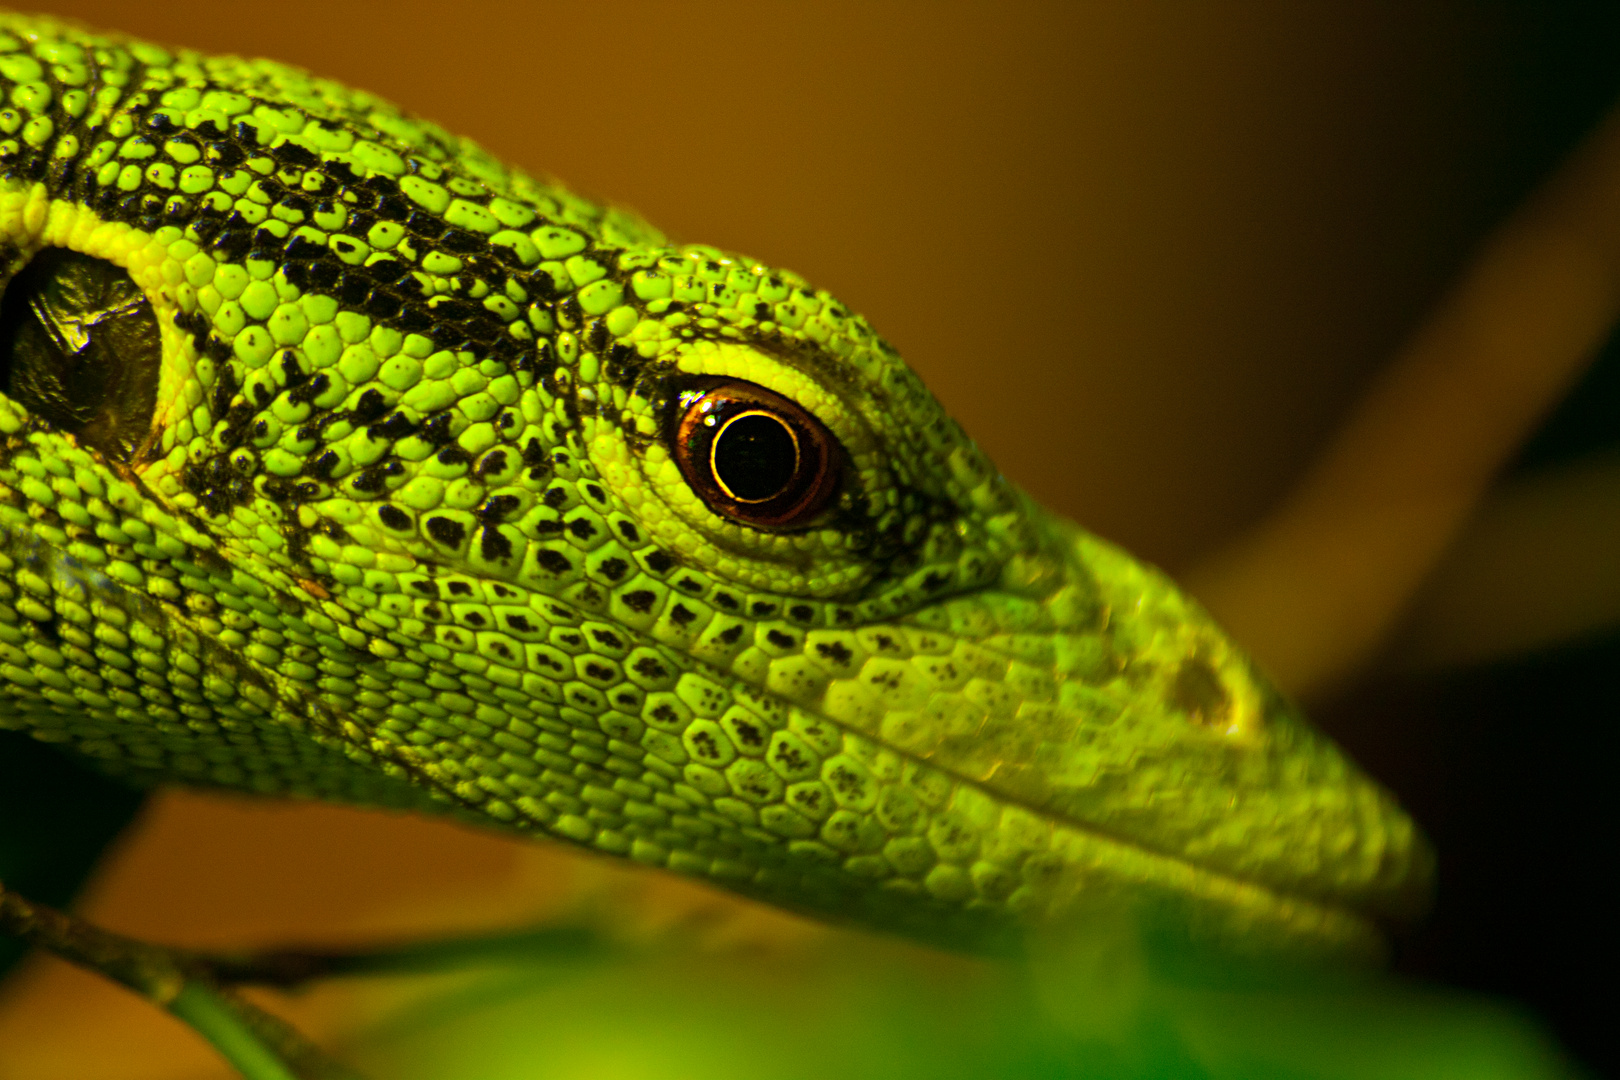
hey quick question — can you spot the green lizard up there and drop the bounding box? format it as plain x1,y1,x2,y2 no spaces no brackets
0,13,1429,964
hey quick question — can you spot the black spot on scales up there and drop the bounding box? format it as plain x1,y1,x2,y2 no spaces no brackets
425,516,466,547
632,656,668,680
535,549,571,574
475,450,509,478
420,413,455,446
479,526,513,563
350,389,388,424
477,495,521,523
815,642,853,666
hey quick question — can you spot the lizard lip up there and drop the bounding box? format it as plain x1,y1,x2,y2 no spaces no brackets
774,520,1434,945
795,634,1433,930
852,700,1422,954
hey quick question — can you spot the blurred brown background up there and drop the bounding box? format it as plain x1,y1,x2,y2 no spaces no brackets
18,0,1604,569
2,2,1618,1077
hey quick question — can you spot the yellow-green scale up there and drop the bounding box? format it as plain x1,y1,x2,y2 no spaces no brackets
0,13,1428,961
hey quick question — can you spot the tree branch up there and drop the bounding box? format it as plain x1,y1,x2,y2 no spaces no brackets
1186,97,1620,698
0,878,361,1080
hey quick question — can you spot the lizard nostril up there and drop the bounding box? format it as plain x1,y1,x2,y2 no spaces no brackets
0,247,162,465
1171,656,1234,729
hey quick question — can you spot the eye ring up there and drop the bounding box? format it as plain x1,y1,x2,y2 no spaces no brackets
672,379,842,529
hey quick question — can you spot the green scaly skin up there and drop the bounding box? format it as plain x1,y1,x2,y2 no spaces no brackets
0,14,1430,959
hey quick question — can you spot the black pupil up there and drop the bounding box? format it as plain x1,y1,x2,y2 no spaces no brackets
712,412,799,502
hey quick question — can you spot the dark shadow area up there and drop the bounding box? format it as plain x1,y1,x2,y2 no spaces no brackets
1318,315,1620,1075
1323,637,1620,1077
0,730,146,976
1306,8,1620,1074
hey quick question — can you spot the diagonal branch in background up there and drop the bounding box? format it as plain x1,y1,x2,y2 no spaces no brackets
1389,450,1620,670
0,878,362,1080
193,923,616,989
1186,99,1620,699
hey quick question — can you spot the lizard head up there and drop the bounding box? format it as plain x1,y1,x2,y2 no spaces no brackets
551,249,1435,956
0,17,1429,960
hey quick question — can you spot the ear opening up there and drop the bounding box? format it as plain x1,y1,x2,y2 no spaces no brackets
0,247,162,465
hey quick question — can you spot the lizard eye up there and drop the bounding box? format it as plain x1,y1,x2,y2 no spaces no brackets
0,248,161,465
672,379,842,528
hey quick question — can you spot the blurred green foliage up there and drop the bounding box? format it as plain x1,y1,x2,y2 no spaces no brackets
316,915,1582,1080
